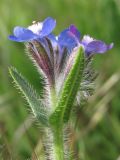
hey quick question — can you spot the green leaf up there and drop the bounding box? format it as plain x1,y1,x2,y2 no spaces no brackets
50,46,85,125
9,67,48,126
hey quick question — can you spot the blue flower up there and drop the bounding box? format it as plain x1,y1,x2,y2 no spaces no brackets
9,17,56,42
9,18,113,56
46,25,80,54
81,35,114,56
58,25,80,51
56,25,113,56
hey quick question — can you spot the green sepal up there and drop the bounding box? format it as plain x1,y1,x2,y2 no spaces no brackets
50,47,85,125
9,67,48,126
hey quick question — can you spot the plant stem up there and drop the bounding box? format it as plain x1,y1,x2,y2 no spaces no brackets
50,86,57,108
50,86,64,159
53,126,64,160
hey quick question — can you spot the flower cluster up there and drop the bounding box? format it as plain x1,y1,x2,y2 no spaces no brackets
9,17,113,86
9,17,113,55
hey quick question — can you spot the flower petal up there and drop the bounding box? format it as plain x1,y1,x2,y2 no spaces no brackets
85,40,114,55
13,26,37,41
82,35,94,46
40,17,56,37
47,34,58,48
8,35,24,42
58,29,78,52
69,25,81,40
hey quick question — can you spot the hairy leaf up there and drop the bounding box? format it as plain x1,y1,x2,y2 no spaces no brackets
75,57,98,108
50,47,85,125
9,67,48,126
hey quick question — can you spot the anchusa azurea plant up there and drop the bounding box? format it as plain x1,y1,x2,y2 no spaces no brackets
9,17,113,160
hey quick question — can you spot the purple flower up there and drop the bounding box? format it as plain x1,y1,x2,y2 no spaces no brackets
58,25,80,51
81,35,114,56
46,25,81,55
9,17,113,56
56,25,113,56
9,17,56,42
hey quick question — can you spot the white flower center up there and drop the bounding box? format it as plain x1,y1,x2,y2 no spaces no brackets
56,36,58,40
28,21,43,35
82,35,94,45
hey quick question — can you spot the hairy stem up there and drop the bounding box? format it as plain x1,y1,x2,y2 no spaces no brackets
50,83,64,159
53,127,64,160
50,86,57,108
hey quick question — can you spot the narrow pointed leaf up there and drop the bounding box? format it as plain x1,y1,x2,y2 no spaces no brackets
9,67,48,126
50,46,85,125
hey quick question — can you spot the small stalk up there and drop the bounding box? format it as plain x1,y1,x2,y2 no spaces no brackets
50,86,64,159
50,86,57,108
53,126,64,160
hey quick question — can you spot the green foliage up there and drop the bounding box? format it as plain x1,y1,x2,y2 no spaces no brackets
9,67,48,126
50,47,85,126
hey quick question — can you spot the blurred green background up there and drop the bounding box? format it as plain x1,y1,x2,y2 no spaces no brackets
0,0,120,159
